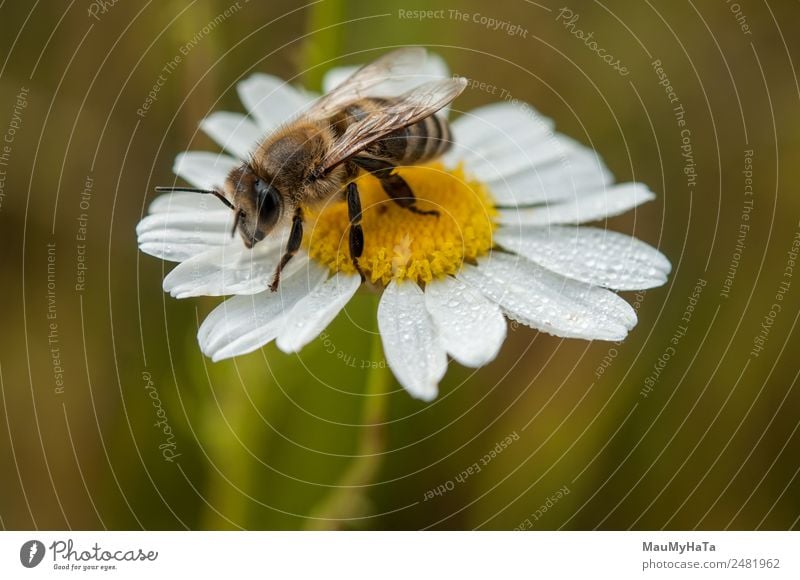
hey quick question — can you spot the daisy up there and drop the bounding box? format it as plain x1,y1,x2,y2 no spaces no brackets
137,50,671,402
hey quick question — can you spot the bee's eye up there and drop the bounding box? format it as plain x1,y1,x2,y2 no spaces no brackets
254,177,282,228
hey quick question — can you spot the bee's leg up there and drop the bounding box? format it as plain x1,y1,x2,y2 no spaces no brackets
346,182,366,281
377,170,440,217
352,156,439,217
269,208,304,292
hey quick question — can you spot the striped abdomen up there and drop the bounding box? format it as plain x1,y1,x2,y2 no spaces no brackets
328,97,453,166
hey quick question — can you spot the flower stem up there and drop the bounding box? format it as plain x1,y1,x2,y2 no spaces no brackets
306,299,391,529
301,0,346,91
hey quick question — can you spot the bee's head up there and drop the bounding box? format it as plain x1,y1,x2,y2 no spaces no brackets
225,164,285,248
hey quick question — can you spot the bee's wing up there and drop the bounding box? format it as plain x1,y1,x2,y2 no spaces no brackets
305,47,427,119
319,77,467,172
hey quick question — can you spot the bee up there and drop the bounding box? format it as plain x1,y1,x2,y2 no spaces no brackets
156,48,467,290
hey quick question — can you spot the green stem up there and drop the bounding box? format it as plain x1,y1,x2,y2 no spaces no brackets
199,353,284,530
306,302,391,529
300,0,346,91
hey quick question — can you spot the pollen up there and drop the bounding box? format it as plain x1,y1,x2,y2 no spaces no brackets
305,163,497,285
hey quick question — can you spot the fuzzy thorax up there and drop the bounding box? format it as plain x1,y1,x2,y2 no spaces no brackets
305,164,496,285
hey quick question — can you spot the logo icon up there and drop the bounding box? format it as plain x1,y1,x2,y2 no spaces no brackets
20,540,45,568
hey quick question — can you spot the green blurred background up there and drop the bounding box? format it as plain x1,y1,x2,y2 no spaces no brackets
1,0,799,530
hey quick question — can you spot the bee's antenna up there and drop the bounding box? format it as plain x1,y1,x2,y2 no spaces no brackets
231,210,242,238
154,186,234,210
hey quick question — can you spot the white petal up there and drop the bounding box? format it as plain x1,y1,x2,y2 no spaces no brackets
483,143,614,207
378,281,447,401
162,237,292,298
173,151,239,191
322,51,449,96
136,210,232,239
236,73,314,130
457,253,636,341
495,226,671,291
322,65,358,93
454,130,575,182
198,263,328,362
442,102,555,168
424,277,506,367
200,111,264,160
148,191,225,214
442,103,616,207
136,210,234,262
139,242,214,263
276,273,361,353
495,183,656,226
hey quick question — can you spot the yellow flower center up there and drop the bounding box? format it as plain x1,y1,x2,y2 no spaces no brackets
305,163,496,285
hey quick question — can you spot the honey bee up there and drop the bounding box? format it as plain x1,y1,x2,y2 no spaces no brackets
156,48,467,290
